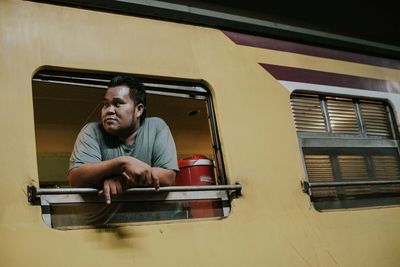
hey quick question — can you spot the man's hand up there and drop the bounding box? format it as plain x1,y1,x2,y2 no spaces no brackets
122,157,160,189
99,176,127,204
88,156,175,204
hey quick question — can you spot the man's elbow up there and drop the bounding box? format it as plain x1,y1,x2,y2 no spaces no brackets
68,169,81,188
168,171,176,186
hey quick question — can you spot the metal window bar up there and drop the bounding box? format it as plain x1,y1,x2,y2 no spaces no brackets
301,180,400,195
354,100,365,135
385,103,398,140
27,184,242,204
320,95,331,133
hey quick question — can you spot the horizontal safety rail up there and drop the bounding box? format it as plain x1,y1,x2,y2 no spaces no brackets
28,184,242,204
301,180,400,195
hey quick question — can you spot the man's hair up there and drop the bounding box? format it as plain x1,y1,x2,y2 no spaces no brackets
108,75,147,123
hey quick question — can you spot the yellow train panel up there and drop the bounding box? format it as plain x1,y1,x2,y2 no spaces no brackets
1,1,400,266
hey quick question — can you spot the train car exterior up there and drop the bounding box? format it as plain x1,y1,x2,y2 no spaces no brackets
1,0,400,266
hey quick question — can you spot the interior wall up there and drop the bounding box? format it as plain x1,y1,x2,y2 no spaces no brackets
32,80,215,185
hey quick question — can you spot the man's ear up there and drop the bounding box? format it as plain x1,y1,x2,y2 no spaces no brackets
136,103,145,118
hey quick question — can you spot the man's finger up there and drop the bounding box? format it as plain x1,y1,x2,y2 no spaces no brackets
116,180,123,194
122,172,131,181
110,181,117,196
122,172,134,187
153,177,160,191
103,182,111,204
146,171,152,185
138,174,146,186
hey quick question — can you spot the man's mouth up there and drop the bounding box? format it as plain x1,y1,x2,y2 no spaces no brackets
104,118,117,123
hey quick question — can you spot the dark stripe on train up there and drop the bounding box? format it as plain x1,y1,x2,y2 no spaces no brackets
224,31,400,70
260,63,400,93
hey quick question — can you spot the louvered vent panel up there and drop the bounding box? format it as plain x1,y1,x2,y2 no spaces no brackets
360,100,392,137
290,94,326,133
338,155,371,196
342,185,373,196
371,155,400,193
326,97,360,134
293,93,400,206
337,155,368,180
372,155,400,180
304,155,336,197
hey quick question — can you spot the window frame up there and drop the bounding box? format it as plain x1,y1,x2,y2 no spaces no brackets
291,91,400,210
30,68,241,229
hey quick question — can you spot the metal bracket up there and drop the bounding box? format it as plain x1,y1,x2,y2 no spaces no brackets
233,182,242,197
27,185,37,204
301,181,311,196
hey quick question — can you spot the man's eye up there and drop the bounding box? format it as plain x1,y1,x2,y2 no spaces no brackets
115,103,121,108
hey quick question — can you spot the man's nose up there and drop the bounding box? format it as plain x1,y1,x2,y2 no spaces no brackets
105,105,115,114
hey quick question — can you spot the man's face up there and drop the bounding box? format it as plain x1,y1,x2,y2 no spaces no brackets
101,85,143,136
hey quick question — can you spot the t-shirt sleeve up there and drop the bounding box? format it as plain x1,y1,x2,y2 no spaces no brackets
69,123,102,172
152,123,179,172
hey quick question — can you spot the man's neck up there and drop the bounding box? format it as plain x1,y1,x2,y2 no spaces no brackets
120,131,138,145
119,122,141,145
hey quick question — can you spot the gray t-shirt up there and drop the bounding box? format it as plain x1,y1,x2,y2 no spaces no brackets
69,117,179,172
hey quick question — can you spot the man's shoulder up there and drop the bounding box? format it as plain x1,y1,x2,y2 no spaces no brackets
140,117,170,138
144,117,167,128
80,122,103,137
82,122,102,131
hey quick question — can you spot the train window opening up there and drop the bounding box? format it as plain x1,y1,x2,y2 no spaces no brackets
291,92,400,210
31,69,233,229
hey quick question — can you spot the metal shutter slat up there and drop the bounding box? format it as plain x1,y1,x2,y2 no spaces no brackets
360,101,392,137
326,98,360,134
338,155,369,180
291,94,326,133
304,155,337,197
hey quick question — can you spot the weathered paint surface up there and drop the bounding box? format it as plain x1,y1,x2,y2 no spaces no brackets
1,1,400,266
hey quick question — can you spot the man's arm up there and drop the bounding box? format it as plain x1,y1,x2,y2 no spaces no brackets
69,156,155,188
151,167,176,187
68,157,125,188
69,156,176,187
97,166,176,204
70,156,176,203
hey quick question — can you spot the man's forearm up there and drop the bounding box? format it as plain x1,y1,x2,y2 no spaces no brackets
68,157,126,188
151,167,176,186
69,156,176,188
